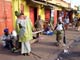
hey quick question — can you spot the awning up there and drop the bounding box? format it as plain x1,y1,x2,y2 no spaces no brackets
31,0,47,6
47,2,71,11
31,0,54,9
27,0,70,11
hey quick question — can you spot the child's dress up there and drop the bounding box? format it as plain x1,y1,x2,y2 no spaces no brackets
56,24,63,44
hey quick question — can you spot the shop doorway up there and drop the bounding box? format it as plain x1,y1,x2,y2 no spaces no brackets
29,7,37,26
34,7,37,23
45,9,51,22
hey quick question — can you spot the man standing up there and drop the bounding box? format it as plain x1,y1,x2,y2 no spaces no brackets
64,16,69,30
58,14,64,24
15,12,33,56
35,15,44,40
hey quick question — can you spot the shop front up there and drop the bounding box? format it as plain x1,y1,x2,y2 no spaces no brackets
45,8,51,22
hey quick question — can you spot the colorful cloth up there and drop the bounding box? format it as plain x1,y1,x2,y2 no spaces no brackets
35,19,43,31
17,17,33,42
56,30,63,43
21,41,31,54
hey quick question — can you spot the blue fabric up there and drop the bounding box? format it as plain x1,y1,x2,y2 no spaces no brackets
44,27,50,32
43,31,54,35
4,28,8,33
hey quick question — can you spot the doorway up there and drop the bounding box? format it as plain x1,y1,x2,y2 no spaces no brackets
34,7,37,23
45,9,51,22
29,7,37,25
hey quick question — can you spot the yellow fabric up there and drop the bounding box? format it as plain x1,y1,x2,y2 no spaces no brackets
19,17,33,42
15,19,20,34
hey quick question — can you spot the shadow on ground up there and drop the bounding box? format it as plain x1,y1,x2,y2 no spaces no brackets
37,41,57,46
56,51,80,60
0,45,20,56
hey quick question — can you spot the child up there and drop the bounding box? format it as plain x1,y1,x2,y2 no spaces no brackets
10,30,17,52
2,28,14,50
54,21,64,46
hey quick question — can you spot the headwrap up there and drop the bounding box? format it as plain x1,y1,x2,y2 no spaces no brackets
4,28,9,33
15,11,24,17
15,11,21,17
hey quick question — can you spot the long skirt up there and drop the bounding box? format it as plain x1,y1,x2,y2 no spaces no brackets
21,41,31,54
56,30,64,45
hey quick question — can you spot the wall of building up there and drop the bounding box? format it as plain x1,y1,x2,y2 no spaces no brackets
38,5,45,20
0,0,13,35
47,0,69,8
12,0,30,28
12,0,46,28
12,0,18,29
